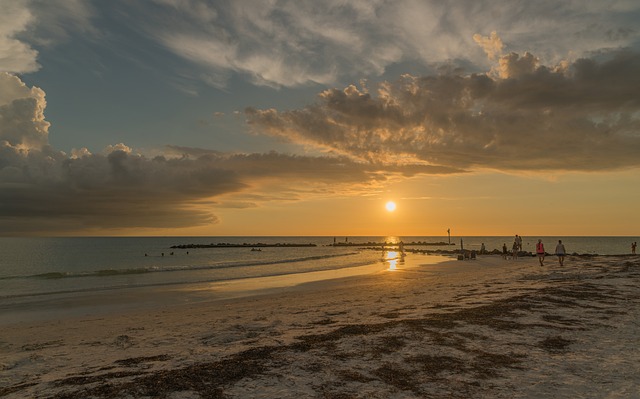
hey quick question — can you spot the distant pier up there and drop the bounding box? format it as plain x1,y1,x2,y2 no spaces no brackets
328,241,455,248
170,240,456,250
171,242,317,249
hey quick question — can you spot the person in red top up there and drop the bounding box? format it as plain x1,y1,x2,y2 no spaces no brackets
536,239,545,266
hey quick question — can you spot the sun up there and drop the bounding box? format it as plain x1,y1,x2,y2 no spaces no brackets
385,201,397,212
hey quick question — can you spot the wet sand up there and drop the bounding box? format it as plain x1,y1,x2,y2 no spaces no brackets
1,253,639,398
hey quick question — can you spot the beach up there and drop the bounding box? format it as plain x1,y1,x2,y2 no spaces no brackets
2,253,639,398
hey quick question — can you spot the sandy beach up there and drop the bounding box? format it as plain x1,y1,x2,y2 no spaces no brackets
2,253,639,399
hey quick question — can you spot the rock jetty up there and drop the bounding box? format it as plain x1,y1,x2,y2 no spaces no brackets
171,242,317,249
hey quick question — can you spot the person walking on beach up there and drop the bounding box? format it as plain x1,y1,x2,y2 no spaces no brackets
502,243,508,259
512,240,519,259
633,242,637,255
536,239,545,266
555,240,566,266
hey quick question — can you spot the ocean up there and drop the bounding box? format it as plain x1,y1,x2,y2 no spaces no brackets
0,236,637,323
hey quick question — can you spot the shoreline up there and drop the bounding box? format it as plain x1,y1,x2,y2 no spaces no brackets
0,254,449,326
2,253,639,398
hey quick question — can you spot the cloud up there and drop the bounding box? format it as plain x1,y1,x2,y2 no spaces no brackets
0,0,39,73
473,31,503,61
0,143,460,235
132,1,640,88
6,1,640,88
0,74,462,234
0,0,96,74
496,52,539,79
0,141,241,234
24,0,97,46
246,49,640,172
0,72,50,150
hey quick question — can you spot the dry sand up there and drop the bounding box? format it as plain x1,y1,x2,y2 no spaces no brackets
1,253,639,398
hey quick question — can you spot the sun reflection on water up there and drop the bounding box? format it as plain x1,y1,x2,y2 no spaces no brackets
384,236,401,245
384,250,405,271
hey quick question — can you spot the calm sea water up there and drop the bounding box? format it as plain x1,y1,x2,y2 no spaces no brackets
0,236,636,304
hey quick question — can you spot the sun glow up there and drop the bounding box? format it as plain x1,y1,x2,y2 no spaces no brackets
385,201,396,212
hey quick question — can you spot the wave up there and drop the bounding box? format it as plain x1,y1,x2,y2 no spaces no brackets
0,253,379,300
32,272,70,279
3,252,361,282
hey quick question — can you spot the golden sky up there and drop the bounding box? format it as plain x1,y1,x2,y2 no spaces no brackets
1,2,639,236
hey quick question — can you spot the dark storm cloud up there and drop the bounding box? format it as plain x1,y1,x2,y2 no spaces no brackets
0,145,462,235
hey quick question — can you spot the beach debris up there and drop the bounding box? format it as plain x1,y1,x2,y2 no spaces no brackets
113,335,134,349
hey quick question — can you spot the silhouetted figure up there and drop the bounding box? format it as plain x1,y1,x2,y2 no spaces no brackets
555,240,566,266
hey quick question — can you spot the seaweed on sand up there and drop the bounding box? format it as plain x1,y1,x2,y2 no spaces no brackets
44,291,570,398
373,362,422,393
49,347,278,399
538,336,573,353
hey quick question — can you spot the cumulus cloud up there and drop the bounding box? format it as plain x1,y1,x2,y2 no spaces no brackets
497,52,539,79
0,72,50,150
246,49,640,172
473,31,503,61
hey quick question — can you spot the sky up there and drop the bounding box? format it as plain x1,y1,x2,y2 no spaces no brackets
1,0,640,237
